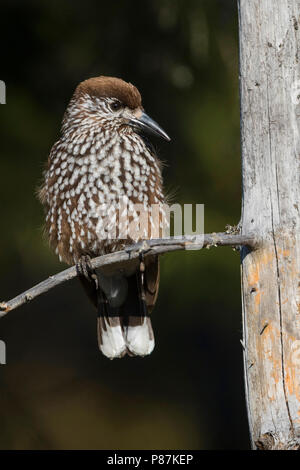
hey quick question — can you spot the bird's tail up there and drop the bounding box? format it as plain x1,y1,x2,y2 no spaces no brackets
97,313,154,359
96,257,159,359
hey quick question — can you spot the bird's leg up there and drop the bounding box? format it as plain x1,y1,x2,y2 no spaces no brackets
137,251,148,316
76,255,111,315
76,255,99,308
76,254,98,285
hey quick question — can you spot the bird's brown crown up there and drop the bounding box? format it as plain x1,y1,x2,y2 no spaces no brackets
74,76,142,109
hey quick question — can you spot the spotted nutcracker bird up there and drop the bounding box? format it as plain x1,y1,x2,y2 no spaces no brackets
39,76,170,359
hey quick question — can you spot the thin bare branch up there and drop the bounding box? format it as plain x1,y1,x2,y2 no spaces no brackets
0,232,255,317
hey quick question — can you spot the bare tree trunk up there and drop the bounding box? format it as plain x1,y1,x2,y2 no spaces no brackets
238,0,300,450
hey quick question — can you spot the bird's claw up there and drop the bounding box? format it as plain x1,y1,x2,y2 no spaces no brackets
76,255,98,288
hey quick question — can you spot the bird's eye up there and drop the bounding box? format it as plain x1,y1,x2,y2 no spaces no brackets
111,101,123,112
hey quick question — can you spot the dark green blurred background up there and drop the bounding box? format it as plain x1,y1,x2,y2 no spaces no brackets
0,0,249,449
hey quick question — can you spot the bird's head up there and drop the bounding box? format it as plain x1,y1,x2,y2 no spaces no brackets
63,75,170,142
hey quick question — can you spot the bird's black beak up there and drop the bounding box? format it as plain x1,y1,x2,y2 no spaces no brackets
129,112,171,142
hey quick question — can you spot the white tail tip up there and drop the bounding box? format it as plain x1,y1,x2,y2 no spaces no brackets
126,317,155,356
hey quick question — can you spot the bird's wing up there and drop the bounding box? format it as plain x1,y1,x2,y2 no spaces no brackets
144,255,160,313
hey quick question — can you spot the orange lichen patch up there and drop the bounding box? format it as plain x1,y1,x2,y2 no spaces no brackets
248,261,260,286
285,368,295,396
277,248,291,258
260,250,275,267
247,261,263,314
295,409,300,425
255,291,262,307
270,359,282,389
285,338,300,402
277,245,298,281
247,250,276,286
279,264,298,281
255,323,283,402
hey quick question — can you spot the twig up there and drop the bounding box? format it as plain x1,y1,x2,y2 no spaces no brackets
0,232,255,317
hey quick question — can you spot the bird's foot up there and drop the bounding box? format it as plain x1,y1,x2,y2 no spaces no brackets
137,251,148,316
76,255,100,308
76,255,98,289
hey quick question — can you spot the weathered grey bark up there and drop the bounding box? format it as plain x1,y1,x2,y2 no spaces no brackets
238,0,300,450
